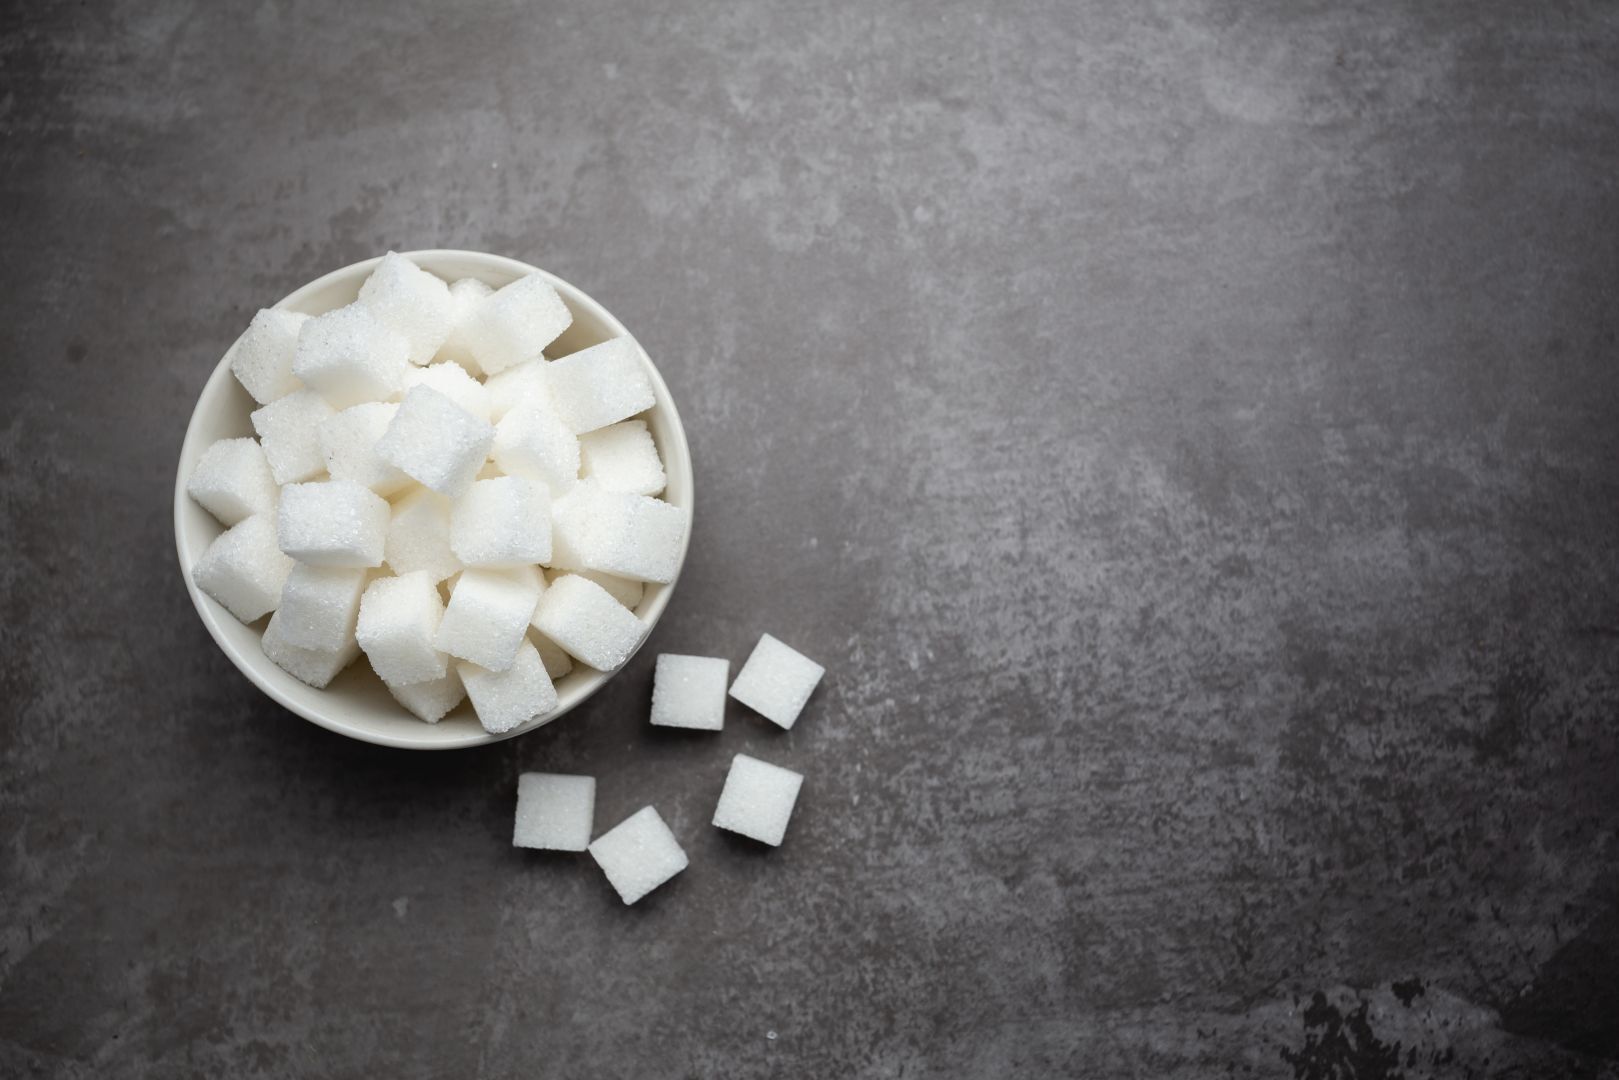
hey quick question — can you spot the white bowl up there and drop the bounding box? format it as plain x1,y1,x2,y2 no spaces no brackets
173,250,693,750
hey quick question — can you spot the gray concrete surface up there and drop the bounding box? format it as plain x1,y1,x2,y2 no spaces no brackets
3,1,1619,1076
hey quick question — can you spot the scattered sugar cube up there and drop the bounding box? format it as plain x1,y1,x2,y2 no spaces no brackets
531,574,645,671
384,487,463,582
712,754,804,846
318,402,411,497
459,639,558,734
513,772,595,851
461,273,572,375
292,303,411,408
262,608,361,688
356,571,449,686
547,567,643,611
484,357,550,421
402,362,491,422
436,277,494,374
277,480,390,568
192,513,293,624
729,633,825,730
588,806,688,905
579,419,666,496
650,654,729,731
228,308,309,405
251,389,336,485
550,482,688,583
387,668,466,724
357,251,454,366
545,338,656,434
449,476,552,568
274,564,367,653
435,567,543,672
491,398,579,496
186,437,278,526
375,385,495,498
531,632,574,680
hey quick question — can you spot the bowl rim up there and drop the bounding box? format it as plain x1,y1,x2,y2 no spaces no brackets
172,249,693,750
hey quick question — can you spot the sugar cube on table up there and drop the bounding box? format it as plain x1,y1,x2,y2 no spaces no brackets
531,632,574,680
387,668,466,724
484,358,550,421
228,308,310,405
356,571,449,686
491,399,579,496
513,772,595,851
729,633,826,730
292,303,410,408
357,251,454,366
545,338,656,434
251,389,336,485
712,754,805,847
262,608,361,688
588,806,688,905
461,273,572,375
435,567,543,672
375,385,495,499
532,574,646,671
274,564,367,653
402,362,491,422
459,639,558,734
550,482,688,584
276,480,389,568
192,513,293,624
384,487,462,583
650,654,729,731
449,476,552,568
579,419,666,496
435,277,494,374
318,402,411,497
187,437,278,526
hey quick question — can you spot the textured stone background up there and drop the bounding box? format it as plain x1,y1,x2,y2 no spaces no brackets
3,1,1618,1077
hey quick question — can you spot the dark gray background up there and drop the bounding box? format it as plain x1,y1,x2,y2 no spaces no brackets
3,1,1618,1077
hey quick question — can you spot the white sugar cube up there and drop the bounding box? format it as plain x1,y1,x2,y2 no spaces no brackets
461,273,572,375
375,385,494,498
191,513,293,624
435,567,543,672
650,654,728,731
356,571,448,685
531,574,645,671
483,357,550,421
228,308,309,405
545,338,656,434
588,806,688,905
547,567,643,611
532,632,574,680
357,252,454,366
490,399,579,496
318,402,411,497
513,772,595,851
579,419,665,496
187,437,278,526
435,277,494,374
276,480,389,568
459,640,558,734
401,362,491,422
712,754,804,846
550,482,687,583
262,608,361,688
251,389,336,485
384,487,462,582
274,564,367,653
387,668,466,724
292,303,411,408
449,476,552,568
729,633,825,730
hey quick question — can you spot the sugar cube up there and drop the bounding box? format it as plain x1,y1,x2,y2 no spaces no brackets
262,608,361,688
318,402,411,497
384,487,462,582
251,389,336,485
513,772,595,851
436,277,494,374
401,362,491,422
187,437,278,526
550,482,688,583
357,252,454,366
712,754,804,846
490,399,579,496
435,567,543,672
276,480,390,567
545,338,656,434
588,806,688,904
729,633,825,730
484,358,550,421
579,419,666,496
356,571,449,685
531,574,645,671
461,273,572,375
650,654,728,731
532,632,574,680
274,564,367,652
192,513,293,624
228,308,310,405
387,668,466,724
375,385,495,498
459,639,558,734
292,303,411,408
449,476,552,568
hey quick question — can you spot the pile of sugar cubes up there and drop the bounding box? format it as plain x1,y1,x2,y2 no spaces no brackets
187,253,688,735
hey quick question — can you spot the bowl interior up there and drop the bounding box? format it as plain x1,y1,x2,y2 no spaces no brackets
173,250,692,749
